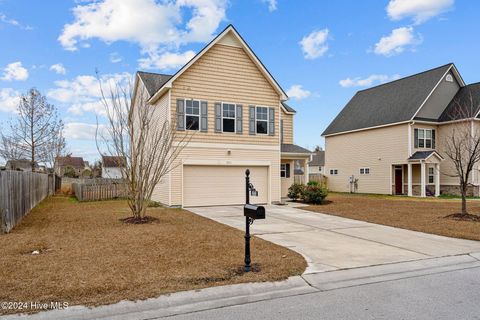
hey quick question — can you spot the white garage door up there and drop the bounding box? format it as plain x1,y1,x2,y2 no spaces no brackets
183,165,269,207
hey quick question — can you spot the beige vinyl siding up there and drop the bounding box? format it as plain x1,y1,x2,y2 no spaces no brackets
149,92,171,205
170,43,280,145
281,111,293,144
169,145,280,206
281,159,294,197
325,124,409,194
183,165,268,207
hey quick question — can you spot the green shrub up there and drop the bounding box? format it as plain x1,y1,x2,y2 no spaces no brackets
307,180,319,187
287,183,305,201
303,184,328,204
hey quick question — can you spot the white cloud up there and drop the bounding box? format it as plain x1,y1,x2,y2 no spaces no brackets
139,50,196,70
109,52,122,63
339,74,401,88
1,61,29,81
0,13,33,30
286,85,311,100
58,0,227,70
299,29,329,60
47,72,132,116
64,122,106,140
261,0,277,12
50,63,67,75
0,88,20,113
373,27,422,56
387,0,454,24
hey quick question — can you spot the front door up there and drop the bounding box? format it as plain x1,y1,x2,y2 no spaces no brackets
395,168,403,195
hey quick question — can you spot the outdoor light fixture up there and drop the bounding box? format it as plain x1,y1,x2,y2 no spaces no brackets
243,169,265,272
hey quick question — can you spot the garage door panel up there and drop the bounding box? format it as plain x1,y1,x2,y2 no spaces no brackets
183,166,268,207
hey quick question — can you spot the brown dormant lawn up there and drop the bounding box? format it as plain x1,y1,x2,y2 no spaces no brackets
0,196,306,315
304,193,480,241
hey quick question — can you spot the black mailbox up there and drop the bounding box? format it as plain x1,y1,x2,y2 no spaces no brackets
244,204,266,220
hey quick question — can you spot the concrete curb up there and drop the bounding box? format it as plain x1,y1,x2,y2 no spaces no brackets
302,254,480,291
4,276,317,320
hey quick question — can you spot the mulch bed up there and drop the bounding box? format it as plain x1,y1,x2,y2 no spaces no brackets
444,213,480,222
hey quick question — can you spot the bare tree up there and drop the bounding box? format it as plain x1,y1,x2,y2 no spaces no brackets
97,79,191,221
44,126,67,170
442,93,480,215
0,88,65,171
0,134,26,162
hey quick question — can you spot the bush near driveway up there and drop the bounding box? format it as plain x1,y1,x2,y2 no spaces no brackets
0,196,306,315
287,183,305,201
303,193,480,241
288,181,328,204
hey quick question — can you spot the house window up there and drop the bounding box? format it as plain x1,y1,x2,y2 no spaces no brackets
256,107,268,134
446,74,453,82
415,128,435,149
280,163,290,178
428,167,434,184
185,99,200,131
222,103,236,133
360,168,370,175
330,169,338,175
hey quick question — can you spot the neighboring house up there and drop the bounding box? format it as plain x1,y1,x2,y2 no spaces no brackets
132,24,311,207
101,156,125,179
5,159,37,171
323,63,480,197
309,149,325,174
54,156,85,177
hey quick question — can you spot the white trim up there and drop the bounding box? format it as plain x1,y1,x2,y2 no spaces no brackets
408,123,413,157
255,106,269,135
323,120,411,137
407,163,413,196
420,161,426,197
280,103,295,115
168,89,172,206
148,25,288,103
173,141,280,151
221,102,237,133
184,99,201,131
183,159,271,166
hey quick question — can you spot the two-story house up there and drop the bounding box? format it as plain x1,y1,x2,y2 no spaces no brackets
132,25,311,207
323,63,480,197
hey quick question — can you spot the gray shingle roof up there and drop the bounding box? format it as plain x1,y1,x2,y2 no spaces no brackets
309,150,325,166
322,64,453,136
137,71,172,97
438,82,480,122
281,144,312,154
407,151,444,160
281,101,296,113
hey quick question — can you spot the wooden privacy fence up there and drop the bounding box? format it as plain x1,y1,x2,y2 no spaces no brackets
73,181,127,201
294,173,327,185
0,170,59,233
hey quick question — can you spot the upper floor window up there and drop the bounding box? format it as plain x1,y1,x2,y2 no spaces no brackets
222,103,236,133
256,107,268,134
330,169,338,175
186,100,200,131
414,128,435,149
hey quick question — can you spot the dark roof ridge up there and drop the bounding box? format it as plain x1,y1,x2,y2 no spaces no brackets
356,63,454,94
137,70,172,77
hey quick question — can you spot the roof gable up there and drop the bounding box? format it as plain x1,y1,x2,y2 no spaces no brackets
439,82,480,122
137,72,172,97
147,24,287,103
322,64,454,136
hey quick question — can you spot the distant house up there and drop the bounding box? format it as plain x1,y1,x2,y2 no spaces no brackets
309,149,325,174
5,159,37,172
55,156,85,177
101,156,125,179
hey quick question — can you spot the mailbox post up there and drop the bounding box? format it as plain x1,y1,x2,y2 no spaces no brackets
244,169,265,272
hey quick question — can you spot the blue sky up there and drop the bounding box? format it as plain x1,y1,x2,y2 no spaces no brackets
0,0,479,163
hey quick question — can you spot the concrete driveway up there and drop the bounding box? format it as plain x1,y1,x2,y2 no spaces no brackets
188,204,480,274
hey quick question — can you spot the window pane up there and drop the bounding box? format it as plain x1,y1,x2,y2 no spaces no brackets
223,118,235,132
186,115,199,130
426,130,432,139
426,139,431,148
419,129,424,139
360,168,364,174
257,120,268,134
186,100,192,108
365,168,370,174
419,139,425,148
256,107,268,120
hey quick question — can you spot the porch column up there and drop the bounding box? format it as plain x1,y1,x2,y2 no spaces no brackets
407,163,413,196
435,163,440,197
304,159,309,184
420,161,426,197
